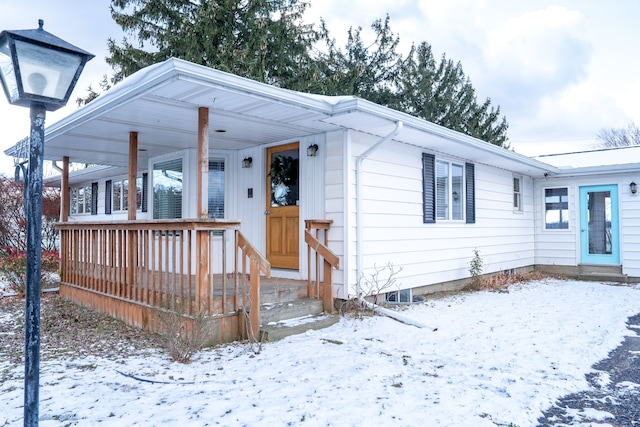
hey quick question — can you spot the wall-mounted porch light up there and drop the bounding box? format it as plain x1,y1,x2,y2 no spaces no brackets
307,143,318,157
242,157,252,168
631,181,637,194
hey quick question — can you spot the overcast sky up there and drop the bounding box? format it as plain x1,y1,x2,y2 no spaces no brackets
1,0,639,175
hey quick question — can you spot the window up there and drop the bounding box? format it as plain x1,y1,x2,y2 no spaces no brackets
423,154,475,224
208,159,225,218
112,177,144,212
153,159,183,219
513,176,522,211
70,185,92,214
545,188,568,229
386,289,412,303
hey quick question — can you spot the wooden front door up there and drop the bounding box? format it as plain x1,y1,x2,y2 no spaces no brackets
266,142,300,269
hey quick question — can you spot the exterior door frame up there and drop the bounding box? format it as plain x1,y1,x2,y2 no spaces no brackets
579,184,620,265
265,142,300,270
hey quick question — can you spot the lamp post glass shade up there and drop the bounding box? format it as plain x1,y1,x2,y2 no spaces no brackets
0,20,94,111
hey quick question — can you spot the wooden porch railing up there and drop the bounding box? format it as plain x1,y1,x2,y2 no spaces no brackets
305,220,339,312
56,219,270,342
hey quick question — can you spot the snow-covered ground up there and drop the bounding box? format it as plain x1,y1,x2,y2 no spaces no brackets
1,278,640,426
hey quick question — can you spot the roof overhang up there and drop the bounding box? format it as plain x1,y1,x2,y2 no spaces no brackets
8,57,558,179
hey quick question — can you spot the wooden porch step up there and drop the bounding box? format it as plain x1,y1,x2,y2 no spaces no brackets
260,298,324,324
258,279,309,304
259,298,338,342
260,314,339,342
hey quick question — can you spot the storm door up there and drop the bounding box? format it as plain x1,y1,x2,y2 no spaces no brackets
579,185,619,264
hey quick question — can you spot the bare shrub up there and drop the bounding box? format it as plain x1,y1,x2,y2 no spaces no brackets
156,302,218,363
353,262,403,318
465,271,556,293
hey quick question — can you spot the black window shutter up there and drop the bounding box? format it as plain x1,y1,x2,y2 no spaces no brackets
141,173,148,213
465,163,475,224
91,182,98,215
422,153,435,224
105,180,112,215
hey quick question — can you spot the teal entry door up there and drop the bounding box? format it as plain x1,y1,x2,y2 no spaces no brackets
579,185,619,264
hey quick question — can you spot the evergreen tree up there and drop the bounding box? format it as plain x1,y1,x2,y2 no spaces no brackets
82,1,510,146
107,0,319,87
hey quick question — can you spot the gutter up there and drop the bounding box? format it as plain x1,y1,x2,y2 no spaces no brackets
353,121,434,330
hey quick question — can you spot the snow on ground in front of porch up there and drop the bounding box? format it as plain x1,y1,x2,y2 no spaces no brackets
2,278,640,426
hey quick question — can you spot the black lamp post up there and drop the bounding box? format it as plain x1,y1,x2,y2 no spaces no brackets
0,20,93,426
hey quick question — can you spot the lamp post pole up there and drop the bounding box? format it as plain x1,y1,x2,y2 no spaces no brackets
0,20,93,426
23,102,46,426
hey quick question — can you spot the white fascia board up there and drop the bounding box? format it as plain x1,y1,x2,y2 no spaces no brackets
552,163,640,177
329,97,560,176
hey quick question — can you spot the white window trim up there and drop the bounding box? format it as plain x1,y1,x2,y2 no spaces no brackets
111,175,144,212
70,184,93,215
436,158,465,221
513,175,523,212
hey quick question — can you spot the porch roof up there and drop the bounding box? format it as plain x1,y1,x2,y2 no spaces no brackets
5,58,558,178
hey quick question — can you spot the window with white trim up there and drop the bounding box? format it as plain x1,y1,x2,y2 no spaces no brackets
70,185,92,214
112,177,144,212
544,187,568,229
436,159,464,220
153,158,183,219
423,153,475,224
513,176,522,211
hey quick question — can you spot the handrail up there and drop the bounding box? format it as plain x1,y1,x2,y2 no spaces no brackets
305,231,339,267
236,230,271,277
235,230,271,341
56,218,241,231
304,230,339,268
304,221,339,313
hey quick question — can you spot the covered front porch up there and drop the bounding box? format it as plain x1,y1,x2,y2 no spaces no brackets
55,218,338,343
17,59,347,343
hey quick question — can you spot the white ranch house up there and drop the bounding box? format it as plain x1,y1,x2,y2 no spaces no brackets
7,58,639,341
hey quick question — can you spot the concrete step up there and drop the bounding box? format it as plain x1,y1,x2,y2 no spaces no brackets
575,273,637,283
260,314,340,342
577,264,622,275
260,298,324,325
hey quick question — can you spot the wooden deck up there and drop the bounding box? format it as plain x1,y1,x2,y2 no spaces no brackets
56,219,338,344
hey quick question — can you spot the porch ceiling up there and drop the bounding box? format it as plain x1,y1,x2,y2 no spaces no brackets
22,60,342,169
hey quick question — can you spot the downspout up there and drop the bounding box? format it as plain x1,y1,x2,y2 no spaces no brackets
356,121,403,290
354,121,434,330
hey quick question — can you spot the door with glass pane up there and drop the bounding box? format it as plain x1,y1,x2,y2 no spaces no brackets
579,185,619,264
266,142,299,270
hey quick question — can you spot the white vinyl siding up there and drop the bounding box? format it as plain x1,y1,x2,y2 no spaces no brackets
344,133,535,296
534,173,640,277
